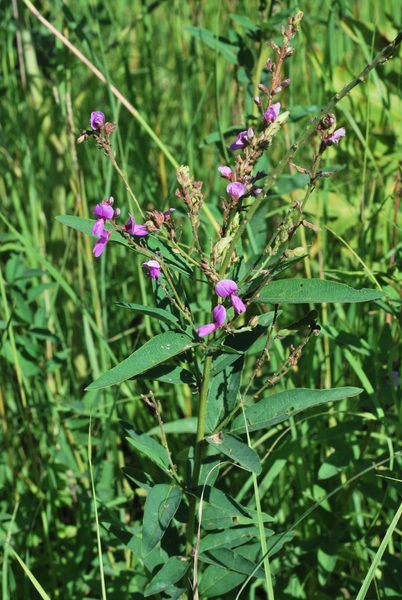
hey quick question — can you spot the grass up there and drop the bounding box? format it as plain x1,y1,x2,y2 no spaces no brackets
0,0,401,598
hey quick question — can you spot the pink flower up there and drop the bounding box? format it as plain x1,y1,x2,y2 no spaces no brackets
163,208,175,221
218,165,233,179
143,260,161,279
229,129,252,150
197,305,227,338
92,198,116,257
90,111,105,130
263,102,280,123
212,305,226,327
215,279,246,315
231,294,246,315
324,127,346,146
196,323,217,337
93,202,114,220
93,230,111,257
125,215,148,237
91,218,105,236
227,182,247,200
215,279,238,297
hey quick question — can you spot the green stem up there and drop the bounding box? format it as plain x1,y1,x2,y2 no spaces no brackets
186,354,213,554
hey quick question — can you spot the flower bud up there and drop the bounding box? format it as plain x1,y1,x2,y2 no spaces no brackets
247,127,254,141
266,58,273,71
254,96,262,108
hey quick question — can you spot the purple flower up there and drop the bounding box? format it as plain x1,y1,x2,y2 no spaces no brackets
218,165,233,180
197,322,218,337
215,279,246,315
93,230,111,257
91,218,105,236
90,111,105,131
143,260,161,279
263,102,280,123
212,305,226,327
324,127,346,146
93,202,114,220
163,208,175,221
215,279,238,297
231,294,246,315
229,129,252,151
252,187,263,196
125,215,148,237
227,182,247,200
197,305,227,338
91,198,116,257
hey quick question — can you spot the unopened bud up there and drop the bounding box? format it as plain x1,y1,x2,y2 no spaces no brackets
113,208,121,217
266,58,273,71
258,83,269,94
285,46,294,57
249,316,259,328
247,127,254,141
254,96,262,108
108,196,115,205
287,246,306,258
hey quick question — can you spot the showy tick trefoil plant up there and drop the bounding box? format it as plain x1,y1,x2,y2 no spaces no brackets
62,11,393,598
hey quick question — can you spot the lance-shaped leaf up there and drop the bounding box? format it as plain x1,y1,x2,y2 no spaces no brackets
144,556,189,597
142,484,182,555
115,301,180,326
230,387,362,434
87,331,195,389
56,215,130,248
206,433,261,474
120,421,170,473
256,279,385,304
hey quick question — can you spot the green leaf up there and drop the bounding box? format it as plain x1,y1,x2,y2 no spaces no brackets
144,556,189,597
138,365,195,386
115,301,180,326
230,14,259,32
191,486,273,530
199,565,245,597
120,422,170,472
87,332,195,389
206,356,243,432
142,484,182,555
199,526,263,553
230,387,362,434
206,433,261,474
148,417,197,435
256,279,385,304
184,26,239,64
200,547,264,577
56,215,130,247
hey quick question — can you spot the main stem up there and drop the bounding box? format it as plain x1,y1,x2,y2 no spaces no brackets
186,354,213,554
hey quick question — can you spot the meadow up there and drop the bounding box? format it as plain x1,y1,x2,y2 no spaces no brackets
0,1,401,598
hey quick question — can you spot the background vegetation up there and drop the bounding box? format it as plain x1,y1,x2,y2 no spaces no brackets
0,0,400,598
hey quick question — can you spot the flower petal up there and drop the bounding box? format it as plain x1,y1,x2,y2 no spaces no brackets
91,218,105,237
212,305,227,327
231,294,246,315
215,279,238,298
90,111,105,130
197,323,217,337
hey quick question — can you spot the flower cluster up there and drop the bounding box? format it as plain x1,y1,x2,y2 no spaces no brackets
197,279,246,337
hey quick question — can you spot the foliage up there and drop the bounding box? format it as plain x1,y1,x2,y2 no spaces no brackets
0,1,401,599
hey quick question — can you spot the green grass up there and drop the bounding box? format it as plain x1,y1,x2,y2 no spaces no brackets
0,1,401,598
